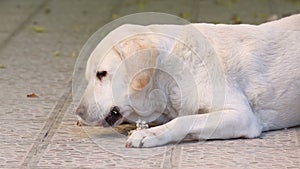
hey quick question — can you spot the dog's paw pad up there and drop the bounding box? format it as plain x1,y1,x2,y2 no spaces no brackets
125,129,157,148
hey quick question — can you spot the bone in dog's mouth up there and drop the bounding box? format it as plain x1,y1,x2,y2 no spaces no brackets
104,106,123,126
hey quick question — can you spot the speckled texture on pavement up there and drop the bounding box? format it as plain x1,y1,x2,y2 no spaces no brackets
0,0,299,168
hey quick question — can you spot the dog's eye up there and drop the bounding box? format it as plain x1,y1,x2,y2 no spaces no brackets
96,71,107,80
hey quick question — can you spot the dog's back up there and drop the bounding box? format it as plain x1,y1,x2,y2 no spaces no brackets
260,14,300,31
194,15,300,130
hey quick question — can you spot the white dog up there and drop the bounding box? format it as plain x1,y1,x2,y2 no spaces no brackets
76,14,300,148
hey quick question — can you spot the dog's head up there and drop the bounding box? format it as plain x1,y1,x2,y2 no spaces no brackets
76,34,159,127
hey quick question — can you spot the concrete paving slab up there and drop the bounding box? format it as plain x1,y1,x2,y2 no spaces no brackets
0,120,45,142
0,142,33,167
36,142,168,168
0,100,54,121
177,143,300,169
203,128,299,148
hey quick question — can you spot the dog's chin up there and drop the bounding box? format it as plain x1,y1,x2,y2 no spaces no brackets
100,117,124,128
76,115,126,128
76,116,103,127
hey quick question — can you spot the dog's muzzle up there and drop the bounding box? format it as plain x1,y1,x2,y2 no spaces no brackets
104,106,123,127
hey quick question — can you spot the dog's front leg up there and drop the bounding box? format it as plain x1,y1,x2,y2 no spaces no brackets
126,109,262,148
125,117,190,148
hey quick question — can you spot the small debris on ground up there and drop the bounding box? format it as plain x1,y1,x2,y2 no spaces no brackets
32,26,45,33
71,51,77,58
27,93,39,98
82,10,87,15
111,13,120,20
231,15,242,24
76,120,82,126
138,1,145,10
44,8,51,14
54,50,60,57
267,14,278,21
32,21,38,25
0,64,6,69
179,12,191,19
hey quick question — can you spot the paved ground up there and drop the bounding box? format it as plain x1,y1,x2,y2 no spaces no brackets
0,0,299,168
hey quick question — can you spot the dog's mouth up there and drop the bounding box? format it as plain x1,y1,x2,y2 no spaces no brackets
102,106,123,127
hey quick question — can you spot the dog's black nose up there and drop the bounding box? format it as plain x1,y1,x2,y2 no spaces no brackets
104,106,122,126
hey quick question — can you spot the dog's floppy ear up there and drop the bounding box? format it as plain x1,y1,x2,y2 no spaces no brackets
130,67,157,91
114,36,158,91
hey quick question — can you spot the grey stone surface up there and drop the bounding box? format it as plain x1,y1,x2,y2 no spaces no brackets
0,0,299,168
178,144,299,169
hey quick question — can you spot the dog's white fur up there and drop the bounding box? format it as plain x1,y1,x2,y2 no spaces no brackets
76,14,300,148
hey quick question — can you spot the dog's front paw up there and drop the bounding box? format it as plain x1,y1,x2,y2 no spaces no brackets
125,129,162,148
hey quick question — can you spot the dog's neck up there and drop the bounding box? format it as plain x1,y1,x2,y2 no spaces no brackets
152,32,223,116
126,27,227,122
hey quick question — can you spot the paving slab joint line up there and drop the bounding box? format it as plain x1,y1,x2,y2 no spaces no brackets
161,145,183,168
21,79,73,167
171,146,183,169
